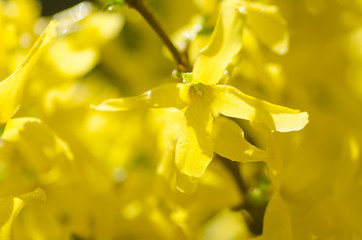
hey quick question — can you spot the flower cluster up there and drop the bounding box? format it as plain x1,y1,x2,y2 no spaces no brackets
1,0,361,239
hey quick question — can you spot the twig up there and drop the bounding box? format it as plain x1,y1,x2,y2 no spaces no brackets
217,155,266,235
125,0,191,72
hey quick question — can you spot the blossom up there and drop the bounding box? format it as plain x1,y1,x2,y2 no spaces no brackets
92,1,308,192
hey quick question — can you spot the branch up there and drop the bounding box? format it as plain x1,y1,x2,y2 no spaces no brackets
217,155,266,235
125,0,191,72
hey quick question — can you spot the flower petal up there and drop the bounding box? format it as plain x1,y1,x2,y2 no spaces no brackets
51,5,124,77
241,1,289,55
0,20,57,124
192,1,245,85
263,192,293,240
213,117,268,162
175,170,200,194
91,83,189,111
175,96,214,180
2,117,73,161
0,188,46,240
0,198,25,240
211,85,309,132
1,118,73,184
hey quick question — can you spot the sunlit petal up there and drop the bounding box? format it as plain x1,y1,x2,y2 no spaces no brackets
175,95,213,180
211,85,309,132
0,20,57,124
192,1,245,85
91,83,189,111
241,1,289,54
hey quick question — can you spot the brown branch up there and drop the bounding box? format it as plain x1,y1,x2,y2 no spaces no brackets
217,155,266,235
125,0,191,72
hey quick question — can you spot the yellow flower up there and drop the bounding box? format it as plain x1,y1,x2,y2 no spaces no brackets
0,117,73,187
0,20,57,126
92,1,308,192
234,0,289,55
48,2,124,77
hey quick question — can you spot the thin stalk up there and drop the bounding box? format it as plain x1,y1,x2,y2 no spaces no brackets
217,155,266,235
125,0,191,72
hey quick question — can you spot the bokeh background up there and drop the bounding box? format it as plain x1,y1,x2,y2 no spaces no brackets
1,0,362,239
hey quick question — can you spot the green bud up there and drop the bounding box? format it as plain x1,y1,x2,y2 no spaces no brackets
104,0,126,10
172,69,182,79
0,124,5,137
182,72,193,84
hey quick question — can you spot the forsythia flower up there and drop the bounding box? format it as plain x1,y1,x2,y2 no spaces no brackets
234,0,289,55
2,0,361,238
92,1,308,192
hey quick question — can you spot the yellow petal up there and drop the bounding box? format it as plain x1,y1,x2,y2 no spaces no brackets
2,117,73,158
175,170,199,194
0,188,46,240
48,39,99,77
16,188,46,205
175,96,214,181
240,1,289,54
92,83,189,111
0,20,57,124
193,0,218,13
263,193,293,240
51,3,124,77
192,1,245,85
211,85,309,132
213,117,268,162
202,208,251,240
1,118,73,184
0,198,26,240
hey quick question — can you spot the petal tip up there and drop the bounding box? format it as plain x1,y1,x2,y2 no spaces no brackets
275,111,309,132
90,102,120,112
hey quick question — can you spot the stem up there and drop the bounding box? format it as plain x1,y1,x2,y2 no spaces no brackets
217,155,266,235
217,155,247,198
125,0,191,72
